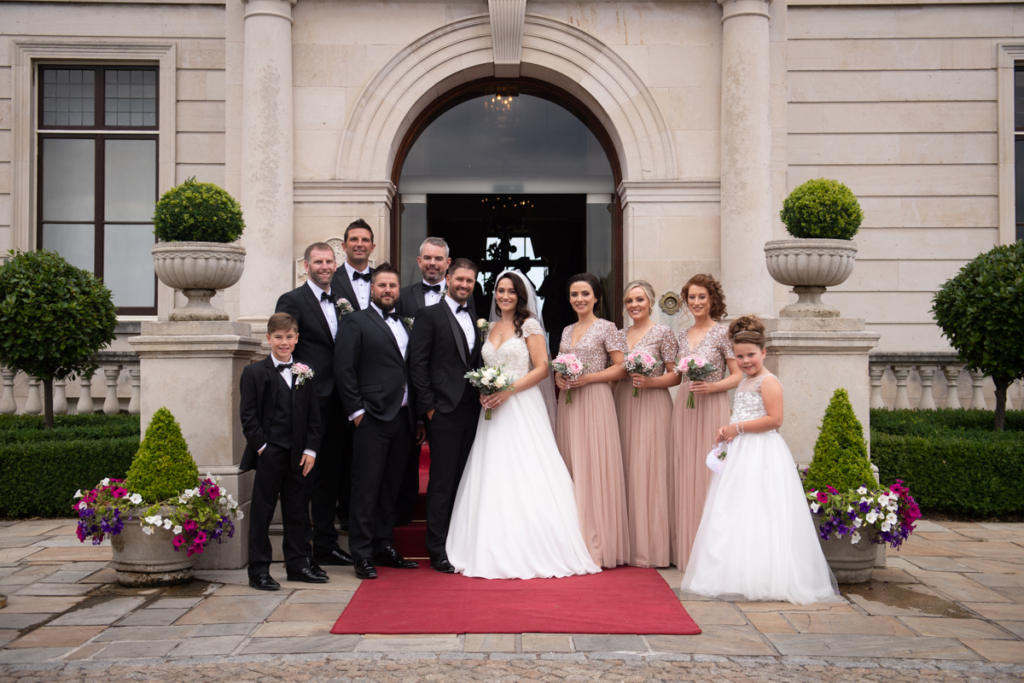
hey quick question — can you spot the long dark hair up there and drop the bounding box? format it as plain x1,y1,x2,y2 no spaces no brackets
565,272,602,315
495,273,532,337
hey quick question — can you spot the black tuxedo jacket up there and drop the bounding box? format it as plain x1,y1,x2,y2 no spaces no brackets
396,282,477,320
335,309,416,432
275,284,339,403
407,299,483,416
332,264,374,312
238,355,322,472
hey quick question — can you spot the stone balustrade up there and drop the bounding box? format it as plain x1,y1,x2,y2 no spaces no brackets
869,352,1022,411
0,351,141,416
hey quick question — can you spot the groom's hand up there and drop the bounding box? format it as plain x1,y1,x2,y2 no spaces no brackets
354,414,364,428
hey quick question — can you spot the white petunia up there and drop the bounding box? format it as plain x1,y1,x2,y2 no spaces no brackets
865,510,878,524
129,493,142,505
886,512,898,525
101,478,110,487
236,510,244,520
857,486,868,495
851,532,861,544
173,526,183,535
887,501,898,512
878,494,890,507
179,495,189,504
881,521,892,533
78,501,88,511
142,526,154,536
163,519,173,530
846,505,854,513
853,517,863,528
810,502,820,513
74,489,84,499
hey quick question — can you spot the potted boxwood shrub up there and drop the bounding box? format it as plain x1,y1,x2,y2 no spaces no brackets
151,177,246,320
765,178,863,318
73,407,241,587
803,389,921,583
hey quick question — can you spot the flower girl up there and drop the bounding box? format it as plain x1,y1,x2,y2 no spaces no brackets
681,316,837,604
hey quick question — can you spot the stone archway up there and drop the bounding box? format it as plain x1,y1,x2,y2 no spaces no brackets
335,14,677,185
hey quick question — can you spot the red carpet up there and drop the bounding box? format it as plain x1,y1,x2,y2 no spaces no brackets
392,445,431,559
331,564,701,635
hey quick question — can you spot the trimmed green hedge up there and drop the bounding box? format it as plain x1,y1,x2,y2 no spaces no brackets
0,415,140,518
871,409,1024,517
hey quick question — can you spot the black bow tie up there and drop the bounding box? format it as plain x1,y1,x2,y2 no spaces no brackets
422,283,441,293
352,270,371,282
276,362,293,373
380,309,400,322
320,291,335,304
456,305,469,314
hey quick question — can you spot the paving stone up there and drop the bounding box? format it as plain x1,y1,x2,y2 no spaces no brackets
572,635,647,652
175,595,287,624
0,613,53,629
93,626,198,642
14,583,93,596
0,548,45,567
251,621,337,637
287,589,355,604
463,634,515,653
766,634,980,660
522,634,572,652
746,613,796,634
267,602,343,622
871,568,919,583
78,568,118,584
998,621,1024,638
62,642,108,660
167,635,246,658
146,597,205,609
0,630,19,647
117,608,189,627
904,557,979,573
735,600,854,613
961,639,1024,663
917,532,973,542
949,542,1024,559
964,603,1024,620
0,523,66,537
786,613,916,637
904,570,1011,604
25,547,112,563
355,636,461,653
648,626,775,656
194,623,256,637
7,626,105,648
0,537,49,549
243,635,361,654
49,597,145,626
92,639,179,659
898,617,1016,640
972,574,1024,589
39,570,107,584
913,521,953,533
681,600,746,625
1,595,87,614
0,647,72,663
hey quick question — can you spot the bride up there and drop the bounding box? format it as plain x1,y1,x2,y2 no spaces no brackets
446,270,600,579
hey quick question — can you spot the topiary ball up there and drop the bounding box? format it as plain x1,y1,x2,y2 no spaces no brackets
803,388,876,494
153,177,245,243
780,178,863,240
124,407,199,503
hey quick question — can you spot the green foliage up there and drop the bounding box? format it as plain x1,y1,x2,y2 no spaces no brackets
803,388,876,493
870,408,1024,436
0,437,139,518
932,241,1024,430
0,250,117,385
124,407,198,503
780,178,864,240
0,414,138,444
153,177,245,243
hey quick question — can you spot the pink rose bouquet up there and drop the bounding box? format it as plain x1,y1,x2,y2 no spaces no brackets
550,354,586,404
675,355,718,409
622,350,662,397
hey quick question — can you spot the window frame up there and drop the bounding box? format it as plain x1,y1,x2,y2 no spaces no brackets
37,65,159,132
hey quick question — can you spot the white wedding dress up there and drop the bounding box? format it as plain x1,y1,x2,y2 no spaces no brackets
681,374,839,604
446,317,601,579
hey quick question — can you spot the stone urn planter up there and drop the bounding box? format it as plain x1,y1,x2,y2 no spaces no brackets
764,238,857,318
818,530,875,583
110,510,195,587
152,242,245,321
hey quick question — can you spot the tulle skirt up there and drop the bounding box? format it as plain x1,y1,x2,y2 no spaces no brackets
670,386,730,570
447,385,600,579
614,381,672,568
681,431,839,604
556,382,630,568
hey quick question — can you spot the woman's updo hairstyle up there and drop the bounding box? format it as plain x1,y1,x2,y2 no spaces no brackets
622,280,656,313
728,315,766,349
566,272,603,306
681,274,727,321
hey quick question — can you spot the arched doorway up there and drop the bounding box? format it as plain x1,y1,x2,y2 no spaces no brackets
391,78,623,353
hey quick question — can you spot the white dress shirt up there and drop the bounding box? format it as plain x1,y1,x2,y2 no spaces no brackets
445,294,476,353
260,355,316,459
306,278,338,339
421,279,444,307
344,261,372,310
348,303,410,422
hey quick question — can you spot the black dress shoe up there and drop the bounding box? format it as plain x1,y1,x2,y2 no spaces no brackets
309,560,328,578
286,562,330,583
315,548,355,566
354,558,377,580
248,573,280,591
430,553,455,574
373,546,419,569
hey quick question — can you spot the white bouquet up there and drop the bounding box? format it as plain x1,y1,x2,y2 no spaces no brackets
465,365,514,420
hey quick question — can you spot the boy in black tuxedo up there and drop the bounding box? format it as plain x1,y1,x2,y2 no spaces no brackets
239,312,329,590
336,263,422,579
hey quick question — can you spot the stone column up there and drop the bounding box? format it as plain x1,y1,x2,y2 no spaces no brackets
719,0,775,317
236,0,296,331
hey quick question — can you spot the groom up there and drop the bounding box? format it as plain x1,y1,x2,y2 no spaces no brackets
407,258,482,573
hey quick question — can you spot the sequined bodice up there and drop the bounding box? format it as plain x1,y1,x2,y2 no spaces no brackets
558,319,627,376
620,324,679,377
482,318,543,381
730,375,778,432
677,323,733,383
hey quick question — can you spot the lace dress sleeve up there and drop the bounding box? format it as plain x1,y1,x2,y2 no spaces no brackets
658,326,680,367
522,317,544,338
717,323,735,360
603,320,628,354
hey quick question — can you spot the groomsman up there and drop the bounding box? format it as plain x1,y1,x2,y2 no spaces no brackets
333,219,376,312
408,258,483,573
275,242,354,567
336,263,421,579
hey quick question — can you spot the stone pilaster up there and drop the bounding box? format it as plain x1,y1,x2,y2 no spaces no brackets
719,0,775,316
237,0,297,331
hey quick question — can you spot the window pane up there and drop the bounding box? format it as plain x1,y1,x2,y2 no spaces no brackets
105,139,156,221
40,68,94,128
104,69,157,128
1016,69,1024,129
42,223,94,272
103,224,155,307
42,138,95,221
398,199,427,286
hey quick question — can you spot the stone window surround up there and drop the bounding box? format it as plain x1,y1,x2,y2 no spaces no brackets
998,41,1024,245
10,39,177,319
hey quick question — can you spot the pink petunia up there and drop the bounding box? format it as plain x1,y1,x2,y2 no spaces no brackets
816,491,828,504
183,519,198,532
173,535,185,548
111,488,127,498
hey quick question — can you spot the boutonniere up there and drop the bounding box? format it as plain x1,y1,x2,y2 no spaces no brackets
292,363,314,388
476,319,490,334
404,317,415,331
336,298,354,315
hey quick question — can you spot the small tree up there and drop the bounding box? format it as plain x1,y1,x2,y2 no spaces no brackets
803,388,876,493
124,407,199,503
932,240,1024,431
0,251,118,428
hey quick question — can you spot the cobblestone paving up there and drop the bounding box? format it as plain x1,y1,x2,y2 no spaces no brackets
0,518,1023,681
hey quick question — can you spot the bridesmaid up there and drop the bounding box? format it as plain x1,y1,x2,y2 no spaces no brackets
614,281,679,568
668,274,741,571
555,273,630,568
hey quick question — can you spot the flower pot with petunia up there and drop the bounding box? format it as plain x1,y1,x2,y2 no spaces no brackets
151,178,246,321
765,178,863,318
